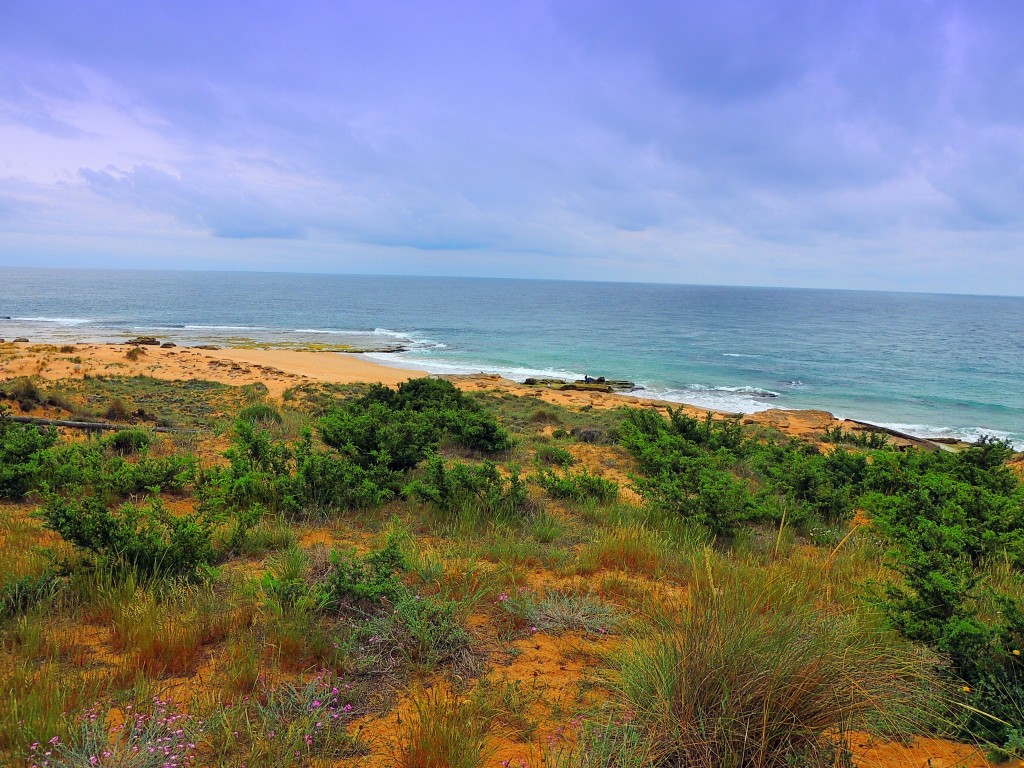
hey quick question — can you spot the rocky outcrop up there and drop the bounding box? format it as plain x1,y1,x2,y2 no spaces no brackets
125,336,160,346
522,376,638,393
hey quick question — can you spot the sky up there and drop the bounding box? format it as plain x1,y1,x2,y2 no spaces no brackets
1,1,1023,295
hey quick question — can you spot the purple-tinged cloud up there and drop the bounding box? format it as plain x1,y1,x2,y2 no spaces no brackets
0,0,1022,294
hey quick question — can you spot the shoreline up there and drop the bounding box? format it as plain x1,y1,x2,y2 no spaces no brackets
0,339,978,451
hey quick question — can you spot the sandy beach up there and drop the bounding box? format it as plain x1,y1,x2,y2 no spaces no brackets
0,340,910,446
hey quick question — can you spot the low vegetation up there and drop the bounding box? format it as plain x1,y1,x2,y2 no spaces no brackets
1,376,1023,766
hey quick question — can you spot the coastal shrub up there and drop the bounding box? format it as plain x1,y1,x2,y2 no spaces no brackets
38,494,217,576
290,428,396,514
621,407,744,457
318,378,512,471
632,456,755,538
319,401,437,471
35,441,195,501
322,534,408,610
534,463,619,504
618,571,932,768
0,407,57,498
867,436,1024,749
318,534,470,668
619,408,755,537
204,422,397,518
747,439,865,525
404,456,529,519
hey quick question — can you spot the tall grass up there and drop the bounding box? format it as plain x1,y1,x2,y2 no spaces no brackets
394,687,491,768
578,524,680,578
617,567,937,768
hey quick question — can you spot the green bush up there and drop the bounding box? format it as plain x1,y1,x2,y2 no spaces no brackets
868,436,1024,750
404,457,528,518
35,441,195,501
319,535,470,668
322,534,408,609
318,378,511,471
822,424,888,448
39,494,217,576
747,439,866,525
534,464,618,504
290,429,396,514
0,407,58,498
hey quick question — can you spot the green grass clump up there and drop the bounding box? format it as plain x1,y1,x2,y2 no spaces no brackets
534,463,618,504
103,427,152,455
237,401,282,424
617,570,934,768
501,589,618,636
534,443,574,466
395,688,490,768
405,456,529,520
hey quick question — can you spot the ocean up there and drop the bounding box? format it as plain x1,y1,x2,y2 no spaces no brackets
2,268,1022,448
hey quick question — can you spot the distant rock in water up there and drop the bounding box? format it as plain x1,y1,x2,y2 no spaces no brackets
160,342,176,348
194,345,220,350
125,336,160,346
523,376,637,393
12,337,28,343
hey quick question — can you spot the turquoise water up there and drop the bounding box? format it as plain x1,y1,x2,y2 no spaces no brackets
2,268,1022,447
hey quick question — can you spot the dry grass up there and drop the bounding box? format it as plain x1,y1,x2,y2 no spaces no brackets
394,687,491,768
577,523,680,578
617,566,937,768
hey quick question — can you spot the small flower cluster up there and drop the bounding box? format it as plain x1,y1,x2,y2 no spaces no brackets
244,670,363,761
29,698,202,768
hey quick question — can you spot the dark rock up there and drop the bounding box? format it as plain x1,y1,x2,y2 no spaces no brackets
194,345,220,350
12,337,29,343
125,336,160,346
570,427,605,443
160,342,176,348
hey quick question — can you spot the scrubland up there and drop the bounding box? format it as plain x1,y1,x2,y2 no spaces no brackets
1,363,1023,767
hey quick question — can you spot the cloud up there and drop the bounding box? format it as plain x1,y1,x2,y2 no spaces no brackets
0,1,1022,293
